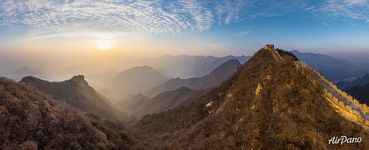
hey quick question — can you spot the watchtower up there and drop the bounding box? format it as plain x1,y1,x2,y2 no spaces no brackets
265,44,274,49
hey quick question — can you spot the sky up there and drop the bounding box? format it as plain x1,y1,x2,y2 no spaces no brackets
1,0,369,54
0,0,369,79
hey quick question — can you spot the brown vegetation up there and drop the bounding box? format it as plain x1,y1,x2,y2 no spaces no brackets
135,46,369,149
0,77,136,149
20,75,134,122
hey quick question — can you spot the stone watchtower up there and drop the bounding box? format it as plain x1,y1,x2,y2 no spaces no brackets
264,44,274,49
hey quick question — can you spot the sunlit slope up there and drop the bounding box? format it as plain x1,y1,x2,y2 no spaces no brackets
135,45,369,149
297,62,369,126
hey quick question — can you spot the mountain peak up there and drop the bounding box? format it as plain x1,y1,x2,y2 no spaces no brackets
133,65,152,70
106,65,169,100
146,57,243,97
223,59,241,66
20,76,43,83
251,44,298,64
70,75,87,84
121,65,158,74
136,45,369,149
207,59,241,76
20,75,127,121
71,75,85,81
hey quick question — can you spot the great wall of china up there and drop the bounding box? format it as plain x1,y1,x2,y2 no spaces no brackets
296,61,369,127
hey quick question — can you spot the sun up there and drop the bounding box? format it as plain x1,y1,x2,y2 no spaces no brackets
97,39,113,50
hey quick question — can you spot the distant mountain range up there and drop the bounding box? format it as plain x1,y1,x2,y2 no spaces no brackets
146,59,242,97
120,59,241,118
347,82,369,106
0,66,46,81
347,83,369,104
336,74,369,105
20,75,132,122
337,74,369,90
292,50,366,82
135,46,369,149
101,65,169,100
359,62,369,72
148,55,249,78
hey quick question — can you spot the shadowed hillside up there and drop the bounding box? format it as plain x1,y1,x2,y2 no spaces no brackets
292,50,366,82
337,74,369,90
20,75,132,122
147,59,242,97
121,87,207,118
0,77,136,149
336,74,369,105
348,83,369,105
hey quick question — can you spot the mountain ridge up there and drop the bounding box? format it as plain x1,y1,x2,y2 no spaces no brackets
149,55,250,78
346,77,369,105
146,59,242,97
20,75,129,121
0,77,136,149
135,45,369,149
292,50,366,82
121,87,207,118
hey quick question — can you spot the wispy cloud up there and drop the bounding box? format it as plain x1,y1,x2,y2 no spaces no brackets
0,0,218,36
344,0,367,5
215,0,248,24
2,0,368,39
320,0,369,22
237,30,251,37
0,0,310,38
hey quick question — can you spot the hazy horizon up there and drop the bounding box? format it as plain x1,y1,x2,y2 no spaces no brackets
1,46,368,82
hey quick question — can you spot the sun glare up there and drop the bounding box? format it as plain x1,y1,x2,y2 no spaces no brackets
97,39,113,50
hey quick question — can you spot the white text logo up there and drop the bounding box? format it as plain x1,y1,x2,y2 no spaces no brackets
328,136,362,145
